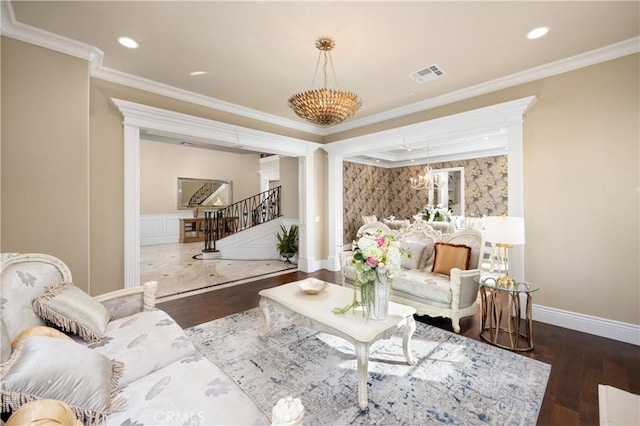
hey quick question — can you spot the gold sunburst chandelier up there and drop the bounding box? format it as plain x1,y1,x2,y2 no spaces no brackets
288,36,362,126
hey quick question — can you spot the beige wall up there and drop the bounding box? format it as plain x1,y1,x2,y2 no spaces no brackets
521,55,639,324
278,156,299,219
1,37,91,292
140,140,260,214
2,35,637,326
336,54,639,325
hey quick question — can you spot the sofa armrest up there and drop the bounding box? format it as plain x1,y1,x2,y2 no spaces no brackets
94,281,158,319
339,251,354,286
450,269,481,310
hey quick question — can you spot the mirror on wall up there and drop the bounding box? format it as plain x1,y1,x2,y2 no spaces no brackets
429,167,464,215
177,177,232,210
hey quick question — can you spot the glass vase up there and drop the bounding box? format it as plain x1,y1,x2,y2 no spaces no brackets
368,271,390,320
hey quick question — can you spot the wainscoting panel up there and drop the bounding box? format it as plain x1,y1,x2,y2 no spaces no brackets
141,214,190,246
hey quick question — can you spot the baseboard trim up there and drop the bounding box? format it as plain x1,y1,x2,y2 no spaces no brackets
533,304,640,346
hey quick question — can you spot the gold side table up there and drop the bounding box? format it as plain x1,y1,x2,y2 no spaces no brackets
475,277,540,351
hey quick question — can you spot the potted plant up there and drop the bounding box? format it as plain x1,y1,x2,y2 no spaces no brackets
276,224,298,263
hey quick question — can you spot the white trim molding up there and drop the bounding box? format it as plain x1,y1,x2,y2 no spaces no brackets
533,304,640,346
0,1,104,67
2,0,637,136
327,37,640,135
323,96,536,273
112,99,321,287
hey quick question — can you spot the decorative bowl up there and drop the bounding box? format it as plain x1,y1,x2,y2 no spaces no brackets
297,278,328,295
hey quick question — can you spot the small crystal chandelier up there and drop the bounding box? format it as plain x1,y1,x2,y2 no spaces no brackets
288,37,362,126
410,142,439,191
410,164,438,191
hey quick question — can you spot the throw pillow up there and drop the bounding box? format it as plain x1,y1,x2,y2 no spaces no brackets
11,325,73,351
6,399,83,426
32,282,111,342
0,336,126,425
1,319,10,363
431,242,472,276
398,240,428,270
418,240,436,272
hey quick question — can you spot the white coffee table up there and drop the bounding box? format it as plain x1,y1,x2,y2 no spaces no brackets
258,280,417,410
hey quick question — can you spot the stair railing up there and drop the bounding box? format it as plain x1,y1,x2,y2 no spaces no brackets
188,181,215,207
203,186,282,253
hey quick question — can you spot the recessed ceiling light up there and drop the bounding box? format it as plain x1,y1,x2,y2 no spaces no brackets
190,71,208,76
118,37,139,49
526,27,550,40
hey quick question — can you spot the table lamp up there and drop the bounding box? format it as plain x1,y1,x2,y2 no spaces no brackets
483,216,525,286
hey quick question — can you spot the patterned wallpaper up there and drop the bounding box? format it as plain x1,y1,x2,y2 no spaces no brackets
343,155,508,243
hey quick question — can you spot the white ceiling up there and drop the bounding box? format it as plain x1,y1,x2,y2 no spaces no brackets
5,1,639,165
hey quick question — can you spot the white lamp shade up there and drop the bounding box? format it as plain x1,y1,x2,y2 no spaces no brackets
483,216,525,245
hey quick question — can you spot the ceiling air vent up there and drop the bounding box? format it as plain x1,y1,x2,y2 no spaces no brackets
409,64,445,84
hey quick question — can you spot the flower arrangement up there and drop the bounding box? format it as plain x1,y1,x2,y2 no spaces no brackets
421,204,452,222
333,227,402,316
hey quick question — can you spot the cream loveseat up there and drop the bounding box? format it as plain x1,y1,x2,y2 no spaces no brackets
0,253,271,425
341,221,485,333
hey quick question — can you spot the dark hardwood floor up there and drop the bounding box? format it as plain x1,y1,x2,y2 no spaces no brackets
158,270,640,426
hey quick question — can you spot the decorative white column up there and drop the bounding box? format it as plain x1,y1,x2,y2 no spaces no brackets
123,123,140,288
326,154,344,271
296,153,316,272
506,120,525,283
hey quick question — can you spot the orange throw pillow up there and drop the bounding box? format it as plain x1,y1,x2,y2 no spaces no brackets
432,242,471,276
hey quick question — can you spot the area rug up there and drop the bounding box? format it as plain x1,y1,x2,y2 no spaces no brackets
186,308,551,425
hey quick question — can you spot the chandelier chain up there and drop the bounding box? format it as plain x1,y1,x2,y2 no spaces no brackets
288,36,361,126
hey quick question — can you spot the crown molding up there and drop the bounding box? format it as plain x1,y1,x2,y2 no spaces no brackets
2,0,637,137
326,36,640,135
0,1,103,67
323,96,536,159
92,66,323,136
111,98,321,158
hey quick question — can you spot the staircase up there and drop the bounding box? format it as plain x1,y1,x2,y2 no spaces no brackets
203,186,282,254
188,181,217,206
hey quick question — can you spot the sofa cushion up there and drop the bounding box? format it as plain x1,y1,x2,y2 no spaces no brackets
0,336,125,425
101,292,145,320
419,241,436,271
393,270,452,305
33,282,111,342
432,243,471,275
106,356,270,426
398,240,428,270
88,310,197,388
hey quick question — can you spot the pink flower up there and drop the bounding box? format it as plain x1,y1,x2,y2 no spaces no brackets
375,235,385,247
366,257,378,267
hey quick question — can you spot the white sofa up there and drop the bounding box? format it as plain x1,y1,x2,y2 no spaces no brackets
0,253,271,425
340,221,485,332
